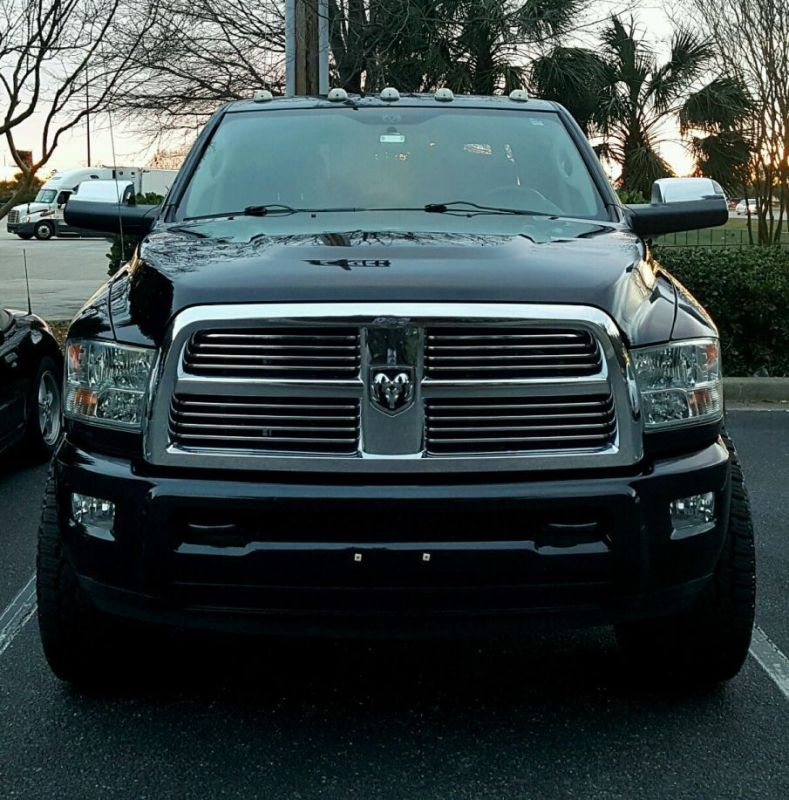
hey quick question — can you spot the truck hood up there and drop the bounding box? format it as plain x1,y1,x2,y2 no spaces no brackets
105,219,680,348
13,202,50,216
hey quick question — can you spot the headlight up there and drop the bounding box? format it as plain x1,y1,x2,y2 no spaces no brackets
632,338,722,429
65,340,156,429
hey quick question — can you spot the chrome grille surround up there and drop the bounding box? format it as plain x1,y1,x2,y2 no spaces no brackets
144,303,643,473
8,210,20,225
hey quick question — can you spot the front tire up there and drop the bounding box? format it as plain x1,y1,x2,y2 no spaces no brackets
615,432,756,684
17,233,33,240
37,475,121,685
33,221,54,240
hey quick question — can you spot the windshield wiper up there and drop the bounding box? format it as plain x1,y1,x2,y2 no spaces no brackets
182,204,302,221
183,202,561,222
423,201,556,217
243,204,299,216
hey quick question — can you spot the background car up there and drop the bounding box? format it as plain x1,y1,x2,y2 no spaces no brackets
735,198,758,215
0,306,63,460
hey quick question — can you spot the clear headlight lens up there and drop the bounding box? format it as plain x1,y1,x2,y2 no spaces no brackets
632,338,722,429
65,340,155,429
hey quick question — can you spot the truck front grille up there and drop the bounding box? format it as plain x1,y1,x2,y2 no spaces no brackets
425,394,616,454
7,210,20,225
146,304,640,473
183,327,360,379
169,395,360,454
425,327,601,379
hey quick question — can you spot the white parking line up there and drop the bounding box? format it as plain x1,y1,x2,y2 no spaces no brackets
750,626,789,701
0,575,37,658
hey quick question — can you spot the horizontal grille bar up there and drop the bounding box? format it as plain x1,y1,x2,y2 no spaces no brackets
183,327,361,379
425,327,601,379
170,395,360,454
425,394,616,455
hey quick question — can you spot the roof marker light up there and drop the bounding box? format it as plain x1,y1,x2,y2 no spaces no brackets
327,88,349,102
509,89,529,102
380,87,400,102
253,89,274,102
434,88,454,102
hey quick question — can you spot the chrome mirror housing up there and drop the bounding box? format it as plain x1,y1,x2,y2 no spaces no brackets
650,177,726,205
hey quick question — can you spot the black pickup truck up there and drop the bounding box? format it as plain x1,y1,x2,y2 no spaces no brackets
47,91,755,686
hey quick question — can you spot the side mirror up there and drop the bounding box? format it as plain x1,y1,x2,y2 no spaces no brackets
64,180,159,235
624,177,728,237
64,200,159,235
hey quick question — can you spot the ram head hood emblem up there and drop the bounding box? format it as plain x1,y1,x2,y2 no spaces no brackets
371,368,415,414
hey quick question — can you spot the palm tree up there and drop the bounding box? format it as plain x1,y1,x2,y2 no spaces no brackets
329,0,588,94
532,16,752,198
679,77,753,193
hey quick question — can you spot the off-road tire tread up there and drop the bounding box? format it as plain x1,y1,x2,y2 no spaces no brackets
36,471,113,684
616,430,756,683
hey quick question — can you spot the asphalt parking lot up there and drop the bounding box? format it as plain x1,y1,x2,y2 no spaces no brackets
0,228,110,320
1,410,789,799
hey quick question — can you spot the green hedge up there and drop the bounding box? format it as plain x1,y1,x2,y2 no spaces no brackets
654,246,789,377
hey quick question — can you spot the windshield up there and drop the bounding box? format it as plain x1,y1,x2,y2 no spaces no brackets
180,107,607,222
34,189,57,204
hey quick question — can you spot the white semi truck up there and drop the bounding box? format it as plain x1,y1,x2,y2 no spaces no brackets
6,166,178,240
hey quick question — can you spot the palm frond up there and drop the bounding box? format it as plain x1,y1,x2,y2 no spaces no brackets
679,77,754,134
600,15,649,74
516,0,587,41
689,131,751,193
530,47,609,133
619,144,673,197
648,27,714,113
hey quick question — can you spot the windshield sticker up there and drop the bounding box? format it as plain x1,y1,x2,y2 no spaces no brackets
463,144,492,155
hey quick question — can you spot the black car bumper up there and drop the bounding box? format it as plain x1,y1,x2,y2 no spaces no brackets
53,439,732,637
6,221,34,236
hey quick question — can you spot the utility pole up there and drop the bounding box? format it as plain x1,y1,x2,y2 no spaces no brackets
285,0,329,96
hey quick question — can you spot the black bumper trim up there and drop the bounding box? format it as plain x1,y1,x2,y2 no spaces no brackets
54,438,731,634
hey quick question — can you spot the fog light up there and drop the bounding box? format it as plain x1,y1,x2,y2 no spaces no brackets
71,493,115,540
670,492,715,540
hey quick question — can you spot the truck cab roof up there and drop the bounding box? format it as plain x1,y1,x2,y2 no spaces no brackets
224,93,562,115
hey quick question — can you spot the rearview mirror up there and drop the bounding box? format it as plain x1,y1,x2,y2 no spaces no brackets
624,177,728,237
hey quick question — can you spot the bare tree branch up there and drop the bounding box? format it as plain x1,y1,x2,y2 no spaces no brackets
0,0,157,218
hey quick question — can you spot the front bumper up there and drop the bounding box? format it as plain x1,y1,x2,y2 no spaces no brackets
6,221,34,236
54,439,732,637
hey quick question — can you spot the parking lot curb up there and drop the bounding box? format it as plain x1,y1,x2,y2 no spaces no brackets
724,378,789,404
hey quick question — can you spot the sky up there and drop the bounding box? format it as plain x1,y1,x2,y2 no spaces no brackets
0,2,693,181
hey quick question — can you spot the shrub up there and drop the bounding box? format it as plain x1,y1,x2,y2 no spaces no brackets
617,188,648,204
654,246,789,376
106,234,143,276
